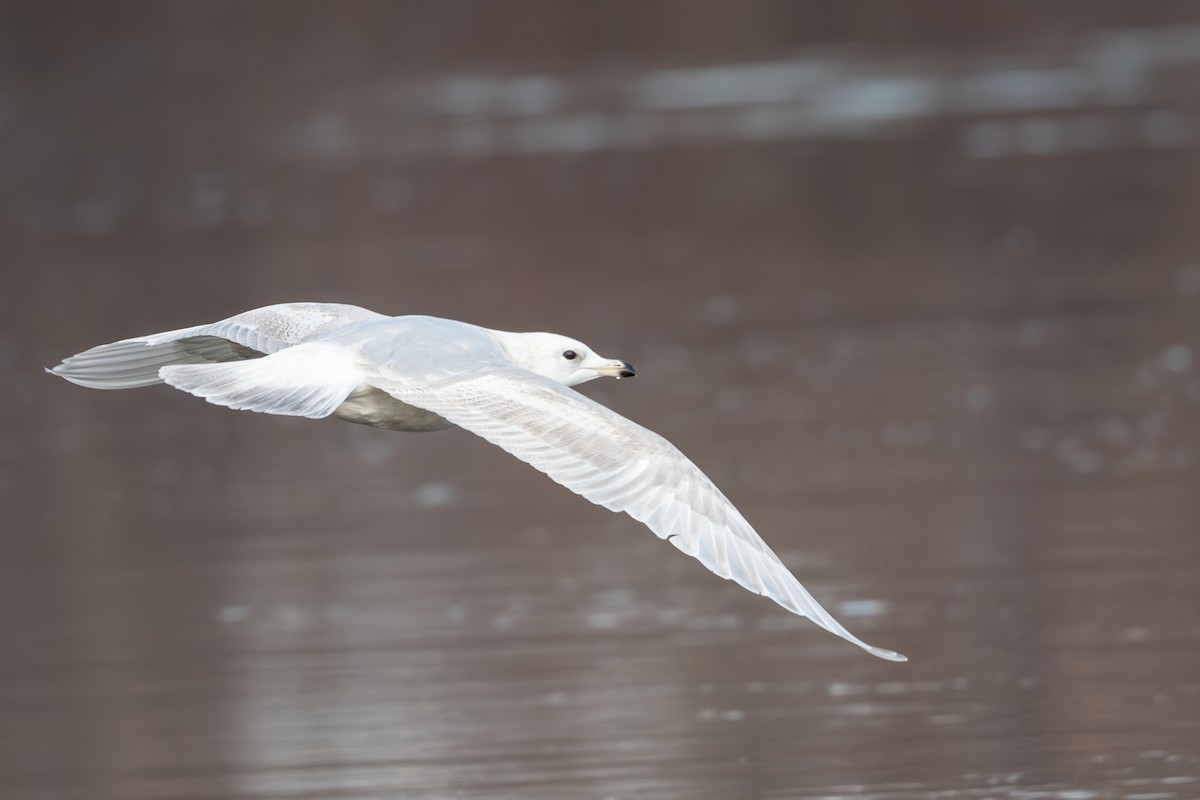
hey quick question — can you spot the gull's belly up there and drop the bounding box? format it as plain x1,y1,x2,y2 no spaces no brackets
333,385,453,432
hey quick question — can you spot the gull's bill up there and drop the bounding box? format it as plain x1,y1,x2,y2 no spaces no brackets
49,301,907,662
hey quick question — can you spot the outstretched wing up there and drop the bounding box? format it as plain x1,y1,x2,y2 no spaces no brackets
370,365,906,662
49,302,385,390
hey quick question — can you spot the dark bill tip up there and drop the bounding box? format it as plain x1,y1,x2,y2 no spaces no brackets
618,362,637,378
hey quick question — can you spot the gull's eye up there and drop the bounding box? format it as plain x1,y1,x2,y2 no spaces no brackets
562,349,578,361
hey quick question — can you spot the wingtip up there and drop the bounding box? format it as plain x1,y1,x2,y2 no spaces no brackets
45,363,91,387
867,646,908,663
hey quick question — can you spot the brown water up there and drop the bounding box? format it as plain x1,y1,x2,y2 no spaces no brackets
2,6,1199,799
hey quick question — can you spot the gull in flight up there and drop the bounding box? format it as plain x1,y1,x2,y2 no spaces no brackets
50,302,906,661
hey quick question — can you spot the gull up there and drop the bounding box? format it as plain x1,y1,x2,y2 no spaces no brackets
49,302,906,661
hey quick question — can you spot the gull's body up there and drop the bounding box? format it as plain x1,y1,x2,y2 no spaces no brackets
50,302,906,662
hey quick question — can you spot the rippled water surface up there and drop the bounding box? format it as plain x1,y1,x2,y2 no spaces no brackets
2,6,1199,799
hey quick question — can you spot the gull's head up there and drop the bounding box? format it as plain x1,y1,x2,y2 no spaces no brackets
497,331,636,387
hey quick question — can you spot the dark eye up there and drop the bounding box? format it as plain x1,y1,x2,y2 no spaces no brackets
562,350,578,361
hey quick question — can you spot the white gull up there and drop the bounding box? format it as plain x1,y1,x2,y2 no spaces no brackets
50,302,906,661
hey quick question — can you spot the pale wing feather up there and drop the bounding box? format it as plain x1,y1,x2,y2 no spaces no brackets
373,367,906,662
50,335,251,389
50,303,385,389
141,302,387,351
159,342,366,419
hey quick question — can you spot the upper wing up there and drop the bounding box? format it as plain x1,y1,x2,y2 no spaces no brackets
50,302,385,390
371,365,906,662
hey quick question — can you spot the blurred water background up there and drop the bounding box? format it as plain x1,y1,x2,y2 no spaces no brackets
2,3,1199,798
